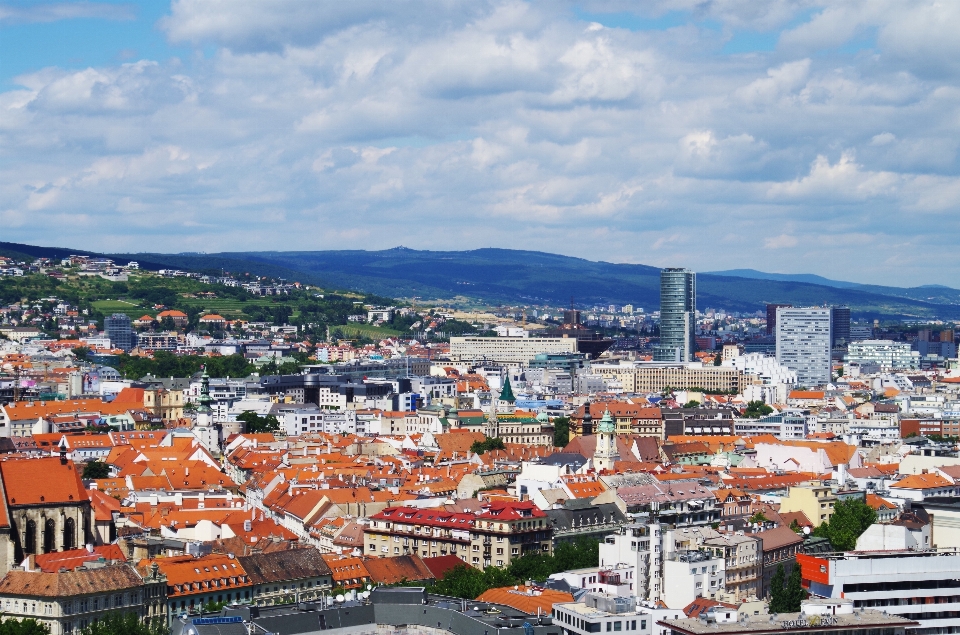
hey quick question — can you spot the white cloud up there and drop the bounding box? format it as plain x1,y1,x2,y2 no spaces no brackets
4,0,960,286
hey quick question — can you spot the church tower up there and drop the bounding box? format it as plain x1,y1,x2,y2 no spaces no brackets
193,368,219,455
497,375,516,414
593,408,619,472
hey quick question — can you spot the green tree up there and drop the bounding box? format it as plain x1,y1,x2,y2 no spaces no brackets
236,411,280,434
748,511,769,525
552,417,570,448
742,400,774,418
72,346,90,361
713,353,723,366
682,400,701,408
768,563,786,612
784,563,807,612
80,612,167,635
812,498,877,551
82,461,111,479
470,437,506,455
0,617,50,635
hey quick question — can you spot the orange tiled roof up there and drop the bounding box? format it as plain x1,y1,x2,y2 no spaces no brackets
476,586,573,615
891,473,953,490
1,457,88,508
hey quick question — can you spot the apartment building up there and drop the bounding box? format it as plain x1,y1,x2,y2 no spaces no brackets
778,482,837,527
703,534,761,602
365,507,476,561
471,501,552,569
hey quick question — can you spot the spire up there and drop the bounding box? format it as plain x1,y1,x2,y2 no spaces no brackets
597,408,615,434
197,366,212,413
499,375,516,404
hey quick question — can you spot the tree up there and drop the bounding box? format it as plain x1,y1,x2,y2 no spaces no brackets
742,400,774,418
784,563,807,612
72,346,90,361
80,612,167,635
682,400,701,408
236,411,280,434
768,563,786,612
0,617,50,635
748,511,769,525
713,354,723,366
552,417,570,448
812,498,877,551
82,461,111,479
470,437,505,455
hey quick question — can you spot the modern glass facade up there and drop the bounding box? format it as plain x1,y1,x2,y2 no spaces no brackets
104,313,136,352
655,268,696,362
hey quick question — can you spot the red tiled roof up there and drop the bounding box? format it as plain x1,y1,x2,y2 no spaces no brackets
1,457,88,508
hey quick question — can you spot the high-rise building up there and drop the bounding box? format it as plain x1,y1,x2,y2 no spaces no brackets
831,306,851,348
766,304,792,336
655,268,696,362
776,307,832,387
104,313,136,352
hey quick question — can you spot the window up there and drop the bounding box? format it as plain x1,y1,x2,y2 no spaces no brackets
606,622,612,632
614,621,622,631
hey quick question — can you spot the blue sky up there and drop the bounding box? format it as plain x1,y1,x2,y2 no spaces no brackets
2,1,960,287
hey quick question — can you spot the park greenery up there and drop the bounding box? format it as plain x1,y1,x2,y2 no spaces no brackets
469,437,506,455
812,498,877,551
426,537,601,599
742,400,774,418
236,411,281,434
0,618,50,635
768,564,807,614
552,417,570,448
82,461,111,479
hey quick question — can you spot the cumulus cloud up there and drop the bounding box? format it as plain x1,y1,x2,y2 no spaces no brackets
4,0,960,285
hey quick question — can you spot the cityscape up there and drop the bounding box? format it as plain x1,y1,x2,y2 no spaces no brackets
3,3,960,635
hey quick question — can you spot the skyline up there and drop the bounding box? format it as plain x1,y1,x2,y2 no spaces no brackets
3,1,960,287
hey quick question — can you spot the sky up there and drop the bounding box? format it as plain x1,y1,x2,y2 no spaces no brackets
2,1,960,287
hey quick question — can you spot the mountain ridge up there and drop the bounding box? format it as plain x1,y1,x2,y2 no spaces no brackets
2,242,958,319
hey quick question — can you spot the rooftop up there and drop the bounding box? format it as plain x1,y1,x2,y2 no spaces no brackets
658,609,916,635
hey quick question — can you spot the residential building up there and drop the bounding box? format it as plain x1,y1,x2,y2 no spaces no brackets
148,553,253,620
776,307,832,387
554,592,684,635
599,523,662,602
365,506,476,561
655,269,696,362
592,362,745,395
236,549,333,606
848,340,920,371
703,534,761,602
778,482,837,527
470,501,552,569
0,563,168,635
747,526,803,600
449,336,578,364
662,550,725,609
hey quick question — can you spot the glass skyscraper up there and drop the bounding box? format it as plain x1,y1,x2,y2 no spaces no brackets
655,268,696,362
104,313,136,352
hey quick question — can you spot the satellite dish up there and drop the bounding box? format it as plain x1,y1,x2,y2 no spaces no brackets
803,526,811,535
360,591,370,599
335,594,345,603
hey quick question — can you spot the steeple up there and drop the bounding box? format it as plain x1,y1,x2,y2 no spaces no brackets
197,367,212,414
593,408,619,472
499,375,516,404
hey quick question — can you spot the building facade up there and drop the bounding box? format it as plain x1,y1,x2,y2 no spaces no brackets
655,269,696,363
776,307,832,387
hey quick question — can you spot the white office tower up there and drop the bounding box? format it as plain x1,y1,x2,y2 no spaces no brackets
776,307,833,387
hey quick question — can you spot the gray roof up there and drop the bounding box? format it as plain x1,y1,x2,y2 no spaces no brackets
236,548,332,585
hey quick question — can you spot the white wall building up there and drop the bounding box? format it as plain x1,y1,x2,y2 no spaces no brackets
776,307,832,387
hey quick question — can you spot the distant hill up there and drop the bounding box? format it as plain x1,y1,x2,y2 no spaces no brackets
706,269,862,289
3,242,958,319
